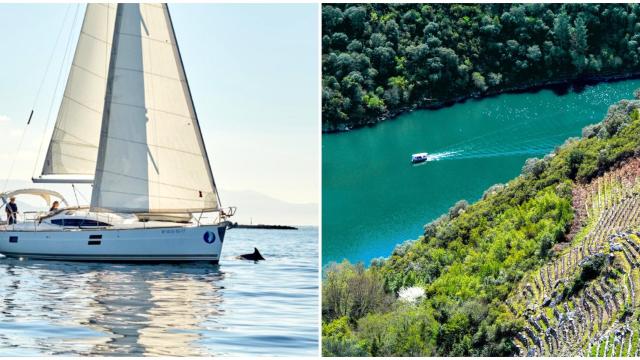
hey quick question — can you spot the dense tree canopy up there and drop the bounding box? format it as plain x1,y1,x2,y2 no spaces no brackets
322,3,640,130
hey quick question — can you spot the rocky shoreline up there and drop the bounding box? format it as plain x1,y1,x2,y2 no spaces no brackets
323,71,640,134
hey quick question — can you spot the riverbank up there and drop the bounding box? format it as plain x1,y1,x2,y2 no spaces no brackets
323,71,640,134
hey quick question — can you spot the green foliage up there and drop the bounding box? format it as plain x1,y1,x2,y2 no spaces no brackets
357,304,439,356
322,316,352,339
322,260,393,323
323,4,640,129
322,336,368,357
322,94,640,355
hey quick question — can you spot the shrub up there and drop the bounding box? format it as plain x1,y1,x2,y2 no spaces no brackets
322,261,393,322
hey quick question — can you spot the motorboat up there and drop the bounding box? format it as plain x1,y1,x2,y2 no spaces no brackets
411,152,429,164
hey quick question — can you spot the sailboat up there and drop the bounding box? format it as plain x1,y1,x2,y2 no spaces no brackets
0,3,235,262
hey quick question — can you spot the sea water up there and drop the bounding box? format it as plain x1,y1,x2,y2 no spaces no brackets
0,227,318,356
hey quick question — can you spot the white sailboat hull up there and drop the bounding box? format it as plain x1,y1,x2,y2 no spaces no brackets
0,224,226,263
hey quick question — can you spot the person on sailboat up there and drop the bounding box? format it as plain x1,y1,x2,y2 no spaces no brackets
49,201,60,212
5,197,17,225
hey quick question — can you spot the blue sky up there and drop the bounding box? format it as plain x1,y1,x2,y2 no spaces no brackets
0,4,319,223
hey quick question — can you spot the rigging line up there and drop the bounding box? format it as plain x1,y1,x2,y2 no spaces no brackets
71,184,80,208
1,116,30,193
29,4,72,112
1,5,75,193
75,185,90,205
31,3,82,178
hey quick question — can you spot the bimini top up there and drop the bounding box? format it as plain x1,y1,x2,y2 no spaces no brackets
0,188,69,207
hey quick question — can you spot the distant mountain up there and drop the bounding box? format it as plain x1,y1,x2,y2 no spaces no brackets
218,189,318,226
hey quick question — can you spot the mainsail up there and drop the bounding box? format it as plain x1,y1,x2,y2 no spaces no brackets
37,3,220,213
37,3,116,181
91,3,219,213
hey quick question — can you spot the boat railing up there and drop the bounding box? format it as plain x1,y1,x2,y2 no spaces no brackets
2,211,48,232
9,207,114,232
195,206,237,226
22,211,50,222
2,206,237,231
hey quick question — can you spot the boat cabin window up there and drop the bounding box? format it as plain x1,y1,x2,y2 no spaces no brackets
50,219,111,227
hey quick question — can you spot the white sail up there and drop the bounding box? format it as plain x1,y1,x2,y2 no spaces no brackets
90,4,219,213
37,4,116,180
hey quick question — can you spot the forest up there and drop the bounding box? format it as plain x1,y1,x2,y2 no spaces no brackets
322,92,640,356
322,3,640,130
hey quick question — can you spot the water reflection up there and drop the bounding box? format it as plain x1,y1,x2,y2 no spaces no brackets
0,260,225,356
0,228,318,356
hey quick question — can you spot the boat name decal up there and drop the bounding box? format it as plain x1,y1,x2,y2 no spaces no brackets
161,229,186,234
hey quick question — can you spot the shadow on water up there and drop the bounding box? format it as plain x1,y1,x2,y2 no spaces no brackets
0,259,225,356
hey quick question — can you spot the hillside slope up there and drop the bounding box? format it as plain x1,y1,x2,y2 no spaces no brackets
510,158,640,356
322,93,640,356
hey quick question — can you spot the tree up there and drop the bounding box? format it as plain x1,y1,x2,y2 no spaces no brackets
331,32,349,50
487,72,502,87
323,6,344,31
345,6,367,34
522,157,547,178
553,11,571,49
472,72,488,91
526,45,542,62
448,199,469,218
570,16,588,72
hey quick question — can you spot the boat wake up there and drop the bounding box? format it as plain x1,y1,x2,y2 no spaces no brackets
422,125,580,162
426,151,461,162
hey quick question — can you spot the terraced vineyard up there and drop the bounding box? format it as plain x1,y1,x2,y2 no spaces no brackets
510,158,640,356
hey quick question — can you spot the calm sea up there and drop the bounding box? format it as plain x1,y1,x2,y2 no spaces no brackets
323,79,640,265
0,227,318,356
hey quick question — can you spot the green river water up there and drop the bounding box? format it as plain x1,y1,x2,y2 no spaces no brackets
322,79,640,266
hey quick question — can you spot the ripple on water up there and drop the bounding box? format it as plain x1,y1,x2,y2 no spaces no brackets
0,227,318,356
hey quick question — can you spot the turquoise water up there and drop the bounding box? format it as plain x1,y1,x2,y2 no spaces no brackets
0,227,318,356
323,79,640,266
